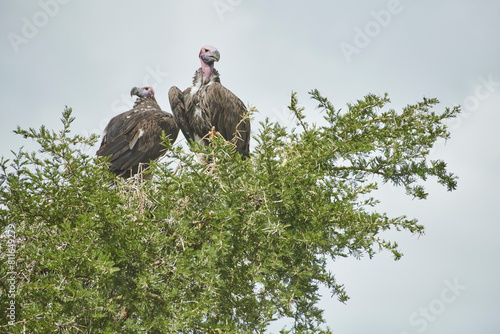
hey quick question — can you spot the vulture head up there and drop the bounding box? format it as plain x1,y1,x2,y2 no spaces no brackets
199,45,220,65
130,85,155,98
199,45,220,85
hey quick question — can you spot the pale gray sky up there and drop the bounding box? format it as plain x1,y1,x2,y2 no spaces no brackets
1,1,499,332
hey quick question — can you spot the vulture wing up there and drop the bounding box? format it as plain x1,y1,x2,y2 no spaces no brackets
168,86,195,143
97,99,179,178
201,83,250,157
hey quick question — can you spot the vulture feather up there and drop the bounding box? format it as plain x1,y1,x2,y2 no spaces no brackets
169,45,250,157
97,85,179,178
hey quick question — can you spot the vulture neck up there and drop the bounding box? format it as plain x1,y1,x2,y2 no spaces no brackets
201,61,216,85
194,68,220,88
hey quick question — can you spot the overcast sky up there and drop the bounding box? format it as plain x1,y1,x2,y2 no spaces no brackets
1,1,499,332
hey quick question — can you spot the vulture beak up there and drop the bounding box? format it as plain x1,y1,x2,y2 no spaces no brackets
211,50,220,62
130,87,140,97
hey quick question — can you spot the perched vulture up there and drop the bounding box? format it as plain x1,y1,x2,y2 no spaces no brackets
168,45,250,157
96,85,179,178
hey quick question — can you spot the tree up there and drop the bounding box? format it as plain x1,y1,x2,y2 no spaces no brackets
0,91,459,333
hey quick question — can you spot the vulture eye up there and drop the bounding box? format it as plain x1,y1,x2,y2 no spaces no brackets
204,49,209,52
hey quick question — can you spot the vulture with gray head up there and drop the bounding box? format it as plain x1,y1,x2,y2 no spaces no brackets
97,85,179,178
168,45,250,157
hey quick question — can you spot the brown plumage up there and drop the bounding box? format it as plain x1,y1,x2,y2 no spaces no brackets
168,45,250,157
97,85,179,178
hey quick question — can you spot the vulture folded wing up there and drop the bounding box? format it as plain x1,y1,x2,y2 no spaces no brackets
103,112,178,176
169,86,194,143
202,83,250,156
97,110,144,161
97,90,179,178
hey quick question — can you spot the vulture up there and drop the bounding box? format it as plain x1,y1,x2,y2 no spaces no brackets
168,45,250,157
96,85,179,178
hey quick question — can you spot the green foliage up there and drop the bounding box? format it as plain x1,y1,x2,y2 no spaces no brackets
0,92,459,333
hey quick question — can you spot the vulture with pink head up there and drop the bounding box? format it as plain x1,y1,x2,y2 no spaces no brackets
168,45,250,157
97,85,179,178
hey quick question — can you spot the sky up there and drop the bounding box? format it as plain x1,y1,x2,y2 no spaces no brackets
1,0,500,332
